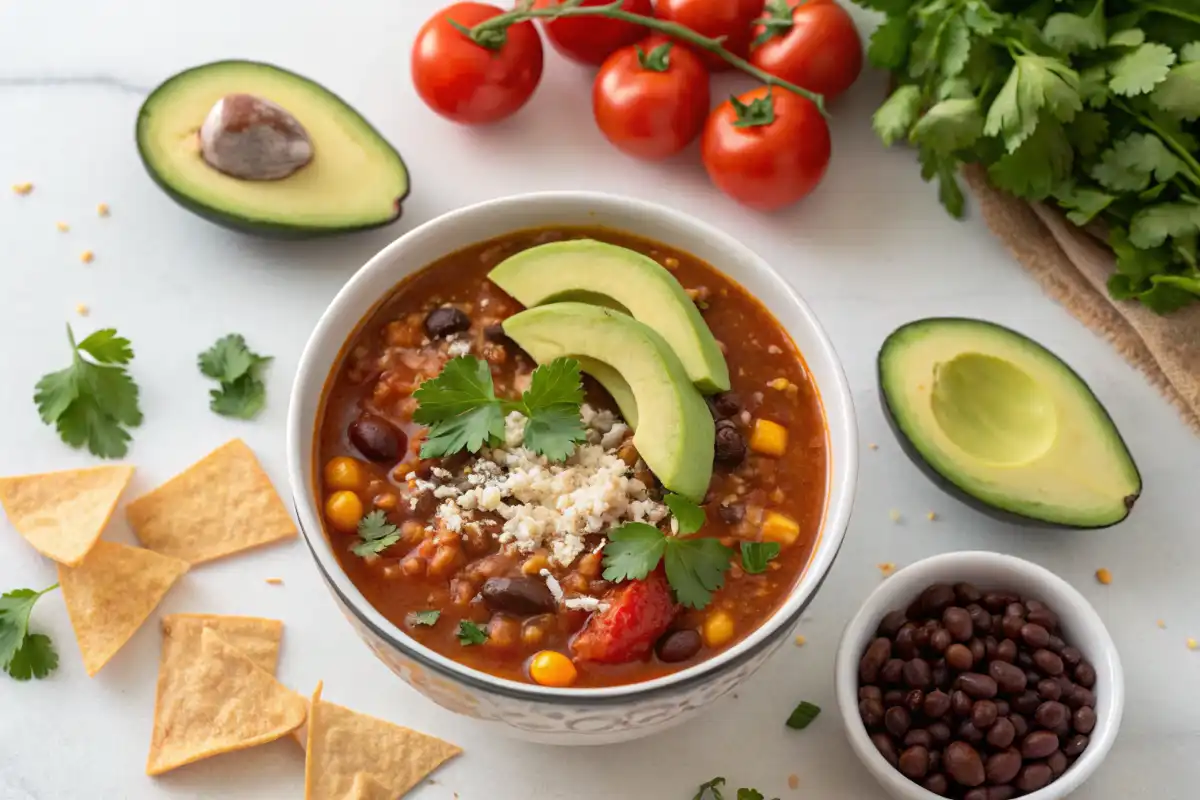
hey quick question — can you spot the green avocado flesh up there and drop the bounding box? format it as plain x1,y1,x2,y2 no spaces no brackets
488,240,731,394
879,318,1141,528
503,303,714,502
136,60,408,236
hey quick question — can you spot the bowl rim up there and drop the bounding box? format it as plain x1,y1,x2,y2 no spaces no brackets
834,550,1125,800
286,190,859,703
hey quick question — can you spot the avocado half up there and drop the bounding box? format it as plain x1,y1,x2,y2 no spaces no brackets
136,60,408,238
878,318,1141,529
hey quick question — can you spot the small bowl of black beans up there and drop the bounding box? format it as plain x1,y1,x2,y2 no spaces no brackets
835,551,1123,800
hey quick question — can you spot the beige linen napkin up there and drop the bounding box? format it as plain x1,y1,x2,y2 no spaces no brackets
961,165,1200,434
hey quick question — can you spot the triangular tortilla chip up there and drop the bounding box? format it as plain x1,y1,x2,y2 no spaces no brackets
146,627,307,776
305,682,461,800
0,465,133,565
58,540,189,676
345,773,393,800
161,614,283,674
126,439,296,565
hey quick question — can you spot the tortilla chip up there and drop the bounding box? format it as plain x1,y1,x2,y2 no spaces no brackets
345,773,393,800
58,540,189,676
0,465,133,565
304,681,462,800
161,614,283,674
146,627,307,776
126,439,296,565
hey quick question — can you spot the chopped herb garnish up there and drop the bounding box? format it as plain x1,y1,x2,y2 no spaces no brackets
456,620,488,646
351,510,401,557
664,492,706,534
407,610,441,627
737,791,767,800
739,541,781,574
0,584,61,681
35,326,142,458
785,700,821,730
694,777,726,800
602,519,734,610
198,334,272,419
413,356,587,460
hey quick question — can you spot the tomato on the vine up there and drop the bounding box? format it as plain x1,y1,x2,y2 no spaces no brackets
412,2,544,125
655,0,766,71
749,0,863,101
534,0,654,66
701,87,830,211
593,38,711,161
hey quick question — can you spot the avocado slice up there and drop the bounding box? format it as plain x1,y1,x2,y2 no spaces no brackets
136,61,408,237
488,240,731,394
879,318,1141,529
503,302,714,501
576,356,639,429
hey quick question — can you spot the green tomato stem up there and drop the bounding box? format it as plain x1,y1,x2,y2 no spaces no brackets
463,0,827,114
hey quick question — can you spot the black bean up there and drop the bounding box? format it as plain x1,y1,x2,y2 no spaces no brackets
1046,634,1066,653
924,690,952,718
348,414,405,463
1027,606,1060,632
1048,750,1068,776
1001,615,1025,640
932,659,950,689
955,582,982,604
881,658,905,685
959,672,999,699
982,592,1015,613
424,306,470,338
717,503,745,524
904,728,933,748
1034,648,1065,676
859,698,884,728
480,577,556,615
968,638,986,665
1013,691,1041,715
1052,718,1072,738
1021,730,1060,759
943,607,974,642
913,625,932,650
859,685,882,703
1020,623,1050,649
899,745,930,779
995,699,1010,717
928,721,952,744
1015,762,1054,792
966,789,1015,800
972,699,998,729
1016,650,1034,669
1073,706,1097,734
710,391,742,418
871,732,899,766
1005,602,1027,619
1010,713,1029,739
958,719,984,744
877,609,908,638
713,420,746,466
930,628,953,652
656,629,702,663
921,584,957,616
944,741,986,787
1069,686,1096,710
946,643,974,671
859,637,891,682
952,690,974,717
968,604,992,633
1063,733,1089,757
928,749,942,773
984,636,999,660
905,689,925,712
987,717,1016,749
985,747,1022,784
1074,661,1097,688
895,624,919,659
923,774,950,796
996,639,1017,663
885,706,911,737
885,689,906,707
904,658,932,690
1035,700,1068,729
482,323,509,343
1025,670,1042,687
1061,645,1083,667
1037,678,1062,701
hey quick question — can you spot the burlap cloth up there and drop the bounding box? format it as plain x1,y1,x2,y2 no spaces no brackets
962,164,1200,434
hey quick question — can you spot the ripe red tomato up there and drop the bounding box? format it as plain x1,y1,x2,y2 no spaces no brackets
412,2,544,125
534,0,654,66
749,0,863,101
593,38,711,161
701,86,831,211
656,0,766,71
572,571,676,664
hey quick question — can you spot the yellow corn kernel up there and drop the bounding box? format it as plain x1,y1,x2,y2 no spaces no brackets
325,490,364,533
703,611,735,648
12,182,32,195
323,456,365,491
529,650,577,687
96,202,110,216
768,378,790,391
749,419,788,457
75,303,90,317
56,221,70,232
80,250,94,264
762,511,800,546
1095,568,1112,585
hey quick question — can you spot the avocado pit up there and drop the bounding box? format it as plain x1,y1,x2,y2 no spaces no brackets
199,93,313,180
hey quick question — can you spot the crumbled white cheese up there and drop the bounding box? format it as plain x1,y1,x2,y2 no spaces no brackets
504,410,526,448
447,337,471,357
564,596,610,613
600,422,629,451
540,569,564,603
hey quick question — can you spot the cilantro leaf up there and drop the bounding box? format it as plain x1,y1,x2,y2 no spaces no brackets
1067,110,1110,158
1091,133,1184,191
1055,184,1116,226
34,326,141,458
868,15,913,71
664,493,706,534
456,620,488,646
519,356,584,410
198,334,271,419
601,523,667,582
909,98,984,154
521,404,585,462
1109,43,1176,96
1183,42,1200,63
737,790,767,800
352,510,402,557
987,119,1074,200
1044,0,1106,55
407,610,441,627
695,778,726,800
664,536,735,610
740,542,781,574
785,700,822,730
1130,201,1200,248
908,9,952,79
0,584,60,681
984,56,1081,153
873,85,922,146
1152,61,1200,120
1109,28,1146,48
198,333,267,383
209,375,267,420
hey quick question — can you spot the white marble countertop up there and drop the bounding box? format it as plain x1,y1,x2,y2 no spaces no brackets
1,2,1198,798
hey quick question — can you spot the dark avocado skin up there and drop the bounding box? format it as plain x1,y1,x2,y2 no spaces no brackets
877,317,1142,531
135,60,409,239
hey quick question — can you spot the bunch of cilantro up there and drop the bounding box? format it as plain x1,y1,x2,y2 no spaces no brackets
864,0,1200,312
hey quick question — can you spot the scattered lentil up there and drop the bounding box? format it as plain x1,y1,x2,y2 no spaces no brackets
869,443,879,450
1188,638,1198,651
12,182,33,195
1095,568,1112,585
926,511,937,521
75,304,89,317
96,202,110,216
80,250,94,264
787,774,799,790
878,562,896,577
264,577,284,585
889,510,902,523
56,221,70,232
794,634,807,647
1156,620,1166,629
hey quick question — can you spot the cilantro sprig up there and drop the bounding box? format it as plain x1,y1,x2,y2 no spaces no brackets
456,620,488,646
413,356,587,461
198,334,272,420
352,510,401,557
0,584,60,681
407,610,441,627
694,777,778,800
865,0,1200,313
602,494,734,610
35,326,142,458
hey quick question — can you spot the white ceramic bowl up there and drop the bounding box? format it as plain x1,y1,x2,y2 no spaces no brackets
835,551,1123,799
288,192,857,745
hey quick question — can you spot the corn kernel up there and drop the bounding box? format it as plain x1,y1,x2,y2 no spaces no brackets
96,202,110,216
762,511,801,546
878,562,896,577
529,650,577,687
12,182,32,195
768,378,790,391
794,634,807,647
75,304,89,317
80,250,94,264
1095,567,1112,585
264,577,283,585
702,611,735,648
749,418,788,457
324,490,364,533
1188,637,1198,651
56,221,69,232
323,456,365,491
